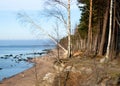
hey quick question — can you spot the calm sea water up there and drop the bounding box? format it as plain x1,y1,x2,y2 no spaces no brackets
0,40,55,81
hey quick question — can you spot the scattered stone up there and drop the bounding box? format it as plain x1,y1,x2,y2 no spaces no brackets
20,72,25,78
4,54,13,58
64,66,72,71
85,68,92,74
80,67,92,74
27,57,33,60
100,57,109,63
42,49,48,51
37,52,46,55
43,72,55,83
18,59,22,61
53,62,65,73
19,54,23,56
0,57,4,59
9,54,13,57
22,59,28,62
14,55,19,59
64,66,76,72
2,77,7,81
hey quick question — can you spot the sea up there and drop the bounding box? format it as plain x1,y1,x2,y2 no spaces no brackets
0,40,55,81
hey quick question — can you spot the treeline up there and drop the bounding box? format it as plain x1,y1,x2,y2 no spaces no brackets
60,0,120,59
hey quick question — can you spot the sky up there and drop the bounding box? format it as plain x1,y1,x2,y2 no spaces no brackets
0,0,81,40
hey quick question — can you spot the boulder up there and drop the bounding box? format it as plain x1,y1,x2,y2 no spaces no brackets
43,72,55,83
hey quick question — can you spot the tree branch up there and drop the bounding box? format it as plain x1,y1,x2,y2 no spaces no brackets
18,13,67,53
51,0,67,9
116,17,120,27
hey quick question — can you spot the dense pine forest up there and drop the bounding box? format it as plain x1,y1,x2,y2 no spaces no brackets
60,0,120,60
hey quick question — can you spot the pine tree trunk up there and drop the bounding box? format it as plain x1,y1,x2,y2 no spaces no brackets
93,34,98,53
87,0,93,53
98,8,109,55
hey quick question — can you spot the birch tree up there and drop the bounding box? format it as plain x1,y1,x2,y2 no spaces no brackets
44,0,72,58
67,0,71,58
105,0,113,59
18,12,67,53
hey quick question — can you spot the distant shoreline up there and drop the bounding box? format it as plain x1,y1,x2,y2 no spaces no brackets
0,44,55,47
0,40,56,46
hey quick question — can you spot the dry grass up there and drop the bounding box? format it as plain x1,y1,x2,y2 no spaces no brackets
53,54,120,86
1,49,120,86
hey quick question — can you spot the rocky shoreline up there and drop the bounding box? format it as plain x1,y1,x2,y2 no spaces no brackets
0,49,57,86
1,49,120,86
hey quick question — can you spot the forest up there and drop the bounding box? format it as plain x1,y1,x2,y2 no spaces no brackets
60,0,120,61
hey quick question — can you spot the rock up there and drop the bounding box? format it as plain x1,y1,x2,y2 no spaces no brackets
23,59,28,62
53,62,65,73
4,54,13,58
14,55,19,59
80,67,92,74
100,57,109,63
64,66,72,71
0,57,4,59
2,77,7,81
100,58,106,63
43,72,55,83
18,59,22,61
63,51,68,59
100,77,111,86
20,72,25,78
64,66,76,72
27,57,33,60
19,54,23,56
37,52,46,55
86,68,92,74
9,54,13,57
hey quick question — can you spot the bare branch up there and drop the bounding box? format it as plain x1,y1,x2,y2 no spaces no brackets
43,7,67,29
116,17,120,27
18,12,67,53
50,0,67,9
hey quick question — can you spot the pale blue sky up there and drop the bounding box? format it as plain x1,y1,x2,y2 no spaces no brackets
0,0,81,40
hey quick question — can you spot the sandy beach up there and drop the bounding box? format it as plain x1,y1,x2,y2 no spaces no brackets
0,49,57,86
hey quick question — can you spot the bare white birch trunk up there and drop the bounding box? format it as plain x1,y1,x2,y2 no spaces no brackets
67,0,71,58
106,0,113,59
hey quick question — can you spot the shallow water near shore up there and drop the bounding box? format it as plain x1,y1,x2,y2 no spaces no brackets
0,40,55,81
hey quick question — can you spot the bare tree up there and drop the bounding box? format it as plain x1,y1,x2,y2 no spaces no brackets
44,0,72,58
18,12,67,53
